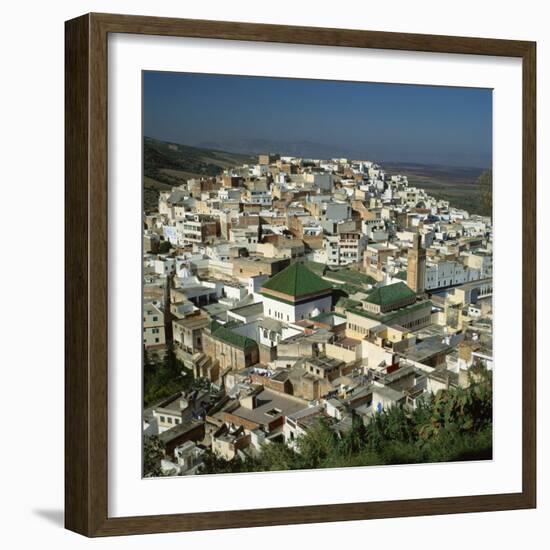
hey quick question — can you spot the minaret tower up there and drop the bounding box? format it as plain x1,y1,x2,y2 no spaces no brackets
407,233,426,294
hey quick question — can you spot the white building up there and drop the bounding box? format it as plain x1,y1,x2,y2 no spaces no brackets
143,303,165,348
260,263,333,323
324,232,368,266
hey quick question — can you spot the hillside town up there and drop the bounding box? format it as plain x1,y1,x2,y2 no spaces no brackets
142,152,493,476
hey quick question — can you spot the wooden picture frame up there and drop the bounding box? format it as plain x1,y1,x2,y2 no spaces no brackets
65,12,536,537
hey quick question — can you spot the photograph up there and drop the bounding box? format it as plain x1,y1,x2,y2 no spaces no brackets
141,72,494,478
1,0,542,544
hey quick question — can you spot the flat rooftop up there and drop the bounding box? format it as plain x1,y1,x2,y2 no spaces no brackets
305,355,344,370
173,314,209,329
401,337,452,363
229,302,264,317
228,388,307,427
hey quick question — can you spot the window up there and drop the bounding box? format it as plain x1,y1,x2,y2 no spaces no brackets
160,416,166,423
167,417,173,424
152,316,158,322
175,418,180,424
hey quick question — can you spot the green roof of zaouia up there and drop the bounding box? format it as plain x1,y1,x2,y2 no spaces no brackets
209,320,257,351
324,269,377,287
261,263,333,298
365,282,416,307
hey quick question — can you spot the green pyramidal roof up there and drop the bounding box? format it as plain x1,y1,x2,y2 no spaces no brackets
209,320,257,351
365,281,416,307
261,263,333,298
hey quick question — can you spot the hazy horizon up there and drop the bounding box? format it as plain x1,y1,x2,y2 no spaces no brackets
143,72,492,170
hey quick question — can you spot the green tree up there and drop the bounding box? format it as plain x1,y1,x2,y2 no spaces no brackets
194,377,493,476
257,441,299,472
338,410,367,457
419,372,492,441
143,346,193,407
296,418,338,469
143,435,165,477
159,240,172,253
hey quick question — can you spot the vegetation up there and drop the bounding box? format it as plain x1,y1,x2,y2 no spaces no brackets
199,368,492,475
158,240,172,254
143,345,194,408
143,435,165,477
478,169,493,217
382,162,488,215
190,377,214,392
144,138,223,183
143,137,255,210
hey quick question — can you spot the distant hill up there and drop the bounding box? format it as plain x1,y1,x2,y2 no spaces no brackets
143,137,256,210
381,161,486,215
198,138,349,160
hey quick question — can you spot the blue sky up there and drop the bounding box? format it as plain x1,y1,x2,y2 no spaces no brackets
143,71,492,168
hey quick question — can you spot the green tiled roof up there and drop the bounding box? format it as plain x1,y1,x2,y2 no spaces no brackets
324,269,377,287
302,261,327,277
365,282,416,307
209,320,257,351
261,263,332,298
331,282,363,296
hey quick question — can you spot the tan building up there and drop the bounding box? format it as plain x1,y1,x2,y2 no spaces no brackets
211,425,250,460
202,322,259,372
232,256,290,280
258,153,280,165
172,312,209,354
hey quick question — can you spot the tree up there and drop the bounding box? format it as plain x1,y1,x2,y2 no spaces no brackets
143,346,193,407
419,372,492,441
192,378,493,476
296,418,338,469
338,410,367,457
257,441,299,472
478,169,492,217
159,240,172,253
143,435,165,477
